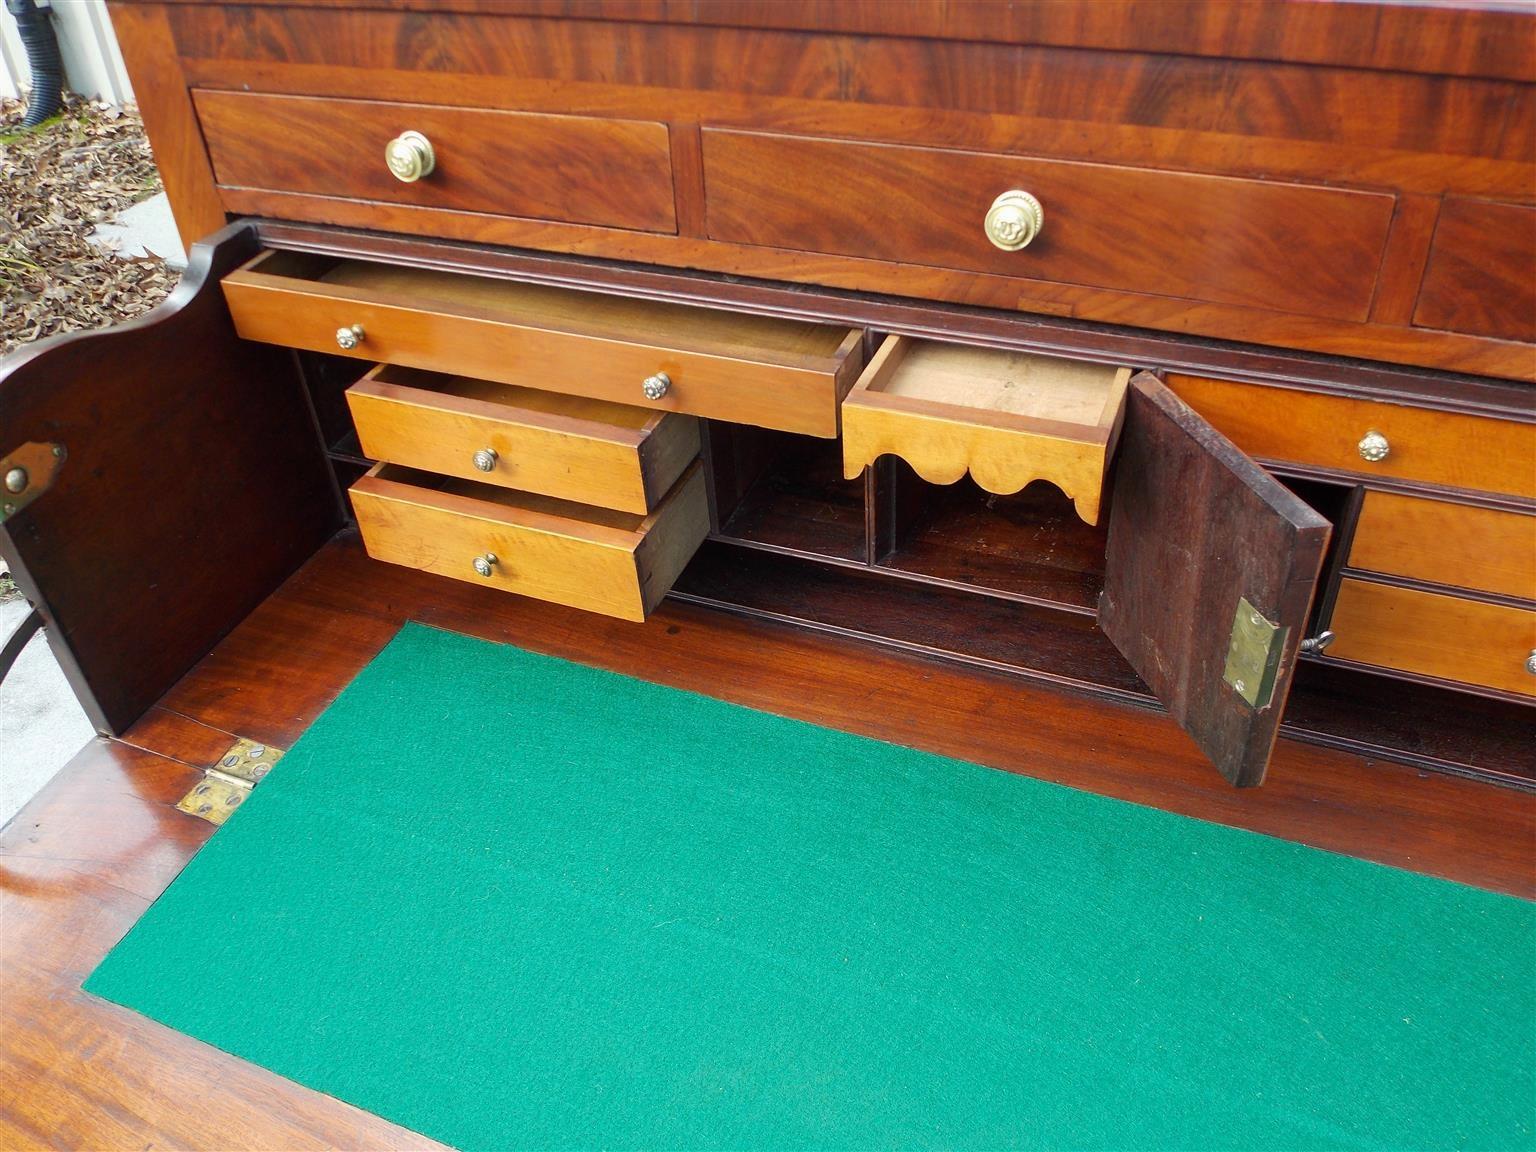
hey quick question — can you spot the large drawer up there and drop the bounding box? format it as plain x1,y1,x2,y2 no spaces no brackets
194,90,677,234
350,462,709,622
1327,578,1536,698
346,365,699,515
1165,375,1536,499
701,130,1395,322
1348,491,1536,601
224,252,865,437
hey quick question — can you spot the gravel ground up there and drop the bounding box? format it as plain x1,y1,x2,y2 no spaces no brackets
2,97,175,825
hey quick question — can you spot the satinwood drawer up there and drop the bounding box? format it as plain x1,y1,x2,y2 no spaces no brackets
194,90,677,234
224,251,865,437
701,130,1395,323
1165,375,1536,499
1327,578,1536,698
350,462,709,623
1348,492,1536,601
840,336,1130,525
346,365,700,515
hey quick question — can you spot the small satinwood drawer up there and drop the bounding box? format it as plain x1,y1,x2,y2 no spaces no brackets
346,365,700,515
840,335,1130,524
1327,578,1536,698
194,90,677,234
224,251,865,437
1165,374,1536,499
349,462,709,622
1348,491,1536,601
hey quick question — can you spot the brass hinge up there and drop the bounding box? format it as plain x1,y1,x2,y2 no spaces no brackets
1222,596,1289,711
0,442,66,525
176,737,284,825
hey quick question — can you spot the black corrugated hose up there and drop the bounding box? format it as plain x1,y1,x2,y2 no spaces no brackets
6,0,63,129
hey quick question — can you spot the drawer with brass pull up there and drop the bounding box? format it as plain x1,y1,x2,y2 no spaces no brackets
349,461,710,622
193,90,678,234
1165,374,1536,499
1326,577,1536,698
840,336,1131,525
224,250,866,437
701,130,1395,323
345,365,700,515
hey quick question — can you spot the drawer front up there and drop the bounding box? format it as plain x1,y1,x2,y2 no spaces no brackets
224,255,864,438
1166,375,1536,499
346,367,700,515
1413,199,1536,343
1350,492,1536,600
194,90,677,233
350,464,709,622
702,130,1394,322
1328,578,1536,697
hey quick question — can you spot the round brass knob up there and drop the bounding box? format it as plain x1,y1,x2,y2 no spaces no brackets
1358,430,1390,462
642,372,671,401
385,130,435,183
471,552,498,579
335,324,365,350
1526,649,1536,676
984,190,1044,251
472,448,498,473
3,467,27,494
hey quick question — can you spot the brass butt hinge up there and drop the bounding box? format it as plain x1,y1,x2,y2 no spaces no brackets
0,442,66,524
1222,596,1289,711
176,737,285,825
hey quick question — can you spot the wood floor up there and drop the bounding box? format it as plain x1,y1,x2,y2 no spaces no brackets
2,530,1532,1149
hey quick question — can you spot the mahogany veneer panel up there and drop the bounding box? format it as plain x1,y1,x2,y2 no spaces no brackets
1413,199,1536,343
195,89,678,234
703,131,1396,322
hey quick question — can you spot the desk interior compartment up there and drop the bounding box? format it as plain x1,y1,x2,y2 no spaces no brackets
841,336,1131,525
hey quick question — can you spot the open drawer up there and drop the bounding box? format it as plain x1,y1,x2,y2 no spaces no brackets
841,336,1131,524
224,251,865,437
349,461,710,622
346,365,700,515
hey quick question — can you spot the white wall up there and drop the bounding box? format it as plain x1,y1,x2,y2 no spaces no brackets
2,0,133,105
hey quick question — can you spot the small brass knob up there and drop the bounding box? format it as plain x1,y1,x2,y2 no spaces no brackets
1526,649,1536,676
3,467,27,494
984,190,1044,251
642,372,671,401
472,448,498,473
335,324,365,350
1358,430,1390,462
385,130,435,183
472,552,498,579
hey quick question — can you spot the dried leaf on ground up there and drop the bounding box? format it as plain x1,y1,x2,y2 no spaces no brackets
1,96,174,356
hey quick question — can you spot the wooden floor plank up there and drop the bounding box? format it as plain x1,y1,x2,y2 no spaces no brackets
3,530,1531,1148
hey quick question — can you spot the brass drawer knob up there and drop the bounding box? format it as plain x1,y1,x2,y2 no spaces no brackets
385,130,435,183
1357,430,1390,462
984,190,1044,251
1526,649,1536,676
335,324,365,350
472,447,498,473
471,552,498,579
641,371,671,401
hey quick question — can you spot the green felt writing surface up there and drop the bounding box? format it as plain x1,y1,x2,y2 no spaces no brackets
87,623,1535,1150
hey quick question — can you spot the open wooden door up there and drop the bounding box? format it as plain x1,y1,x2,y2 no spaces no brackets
1099,373,1331,786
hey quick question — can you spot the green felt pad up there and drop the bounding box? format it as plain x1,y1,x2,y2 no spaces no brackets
86,623,1535,1151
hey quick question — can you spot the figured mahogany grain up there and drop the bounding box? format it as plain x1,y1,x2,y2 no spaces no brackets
195,88,679,234
1413,199,1536,343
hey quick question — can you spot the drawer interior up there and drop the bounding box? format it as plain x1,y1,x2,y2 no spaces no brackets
235,250,856,362
359,365,665,431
